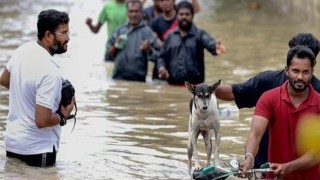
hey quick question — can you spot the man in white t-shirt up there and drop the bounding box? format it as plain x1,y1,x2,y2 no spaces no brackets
0,9,75,167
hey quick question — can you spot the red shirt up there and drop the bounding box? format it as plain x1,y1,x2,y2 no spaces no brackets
255,81,320,179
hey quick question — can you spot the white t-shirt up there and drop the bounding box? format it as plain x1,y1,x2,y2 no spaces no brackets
5,41,62,155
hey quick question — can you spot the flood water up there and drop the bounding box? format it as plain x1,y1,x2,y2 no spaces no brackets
1,0,320,179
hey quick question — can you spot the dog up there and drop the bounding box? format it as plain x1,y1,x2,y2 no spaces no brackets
185,80,221,175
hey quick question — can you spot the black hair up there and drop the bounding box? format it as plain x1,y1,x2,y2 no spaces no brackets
126,0,143,11
176,1,194,15
288,33,320,57
287,45,316,67
37,9,69,40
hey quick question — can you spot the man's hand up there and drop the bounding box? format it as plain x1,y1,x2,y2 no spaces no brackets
158,67,169,80
239,158,253,178
140,40,151,52
270,163,290,178
85,18,92,26
60,96,76,119
215,41,226,55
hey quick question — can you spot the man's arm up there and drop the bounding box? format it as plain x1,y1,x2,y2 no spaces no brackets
35,97,75,128
85,18,103,33
0,68,10,89
157,36,171,79
217,71,278,109
215,84,235,101
106,30,119,57
142,30,160,62
200,30,226,56
270,151,320,177
240,115,269,175
35,105,61,128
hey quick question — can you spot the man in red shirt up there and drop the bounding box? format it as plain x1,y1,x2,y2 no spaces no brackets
240,45,320,179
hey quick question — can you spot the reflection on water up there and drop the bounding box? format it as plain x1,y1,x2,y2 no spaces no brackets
1,0,320,179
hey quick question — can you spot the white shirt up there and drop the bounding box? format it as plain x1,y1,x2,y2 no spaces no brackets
5,40,62,155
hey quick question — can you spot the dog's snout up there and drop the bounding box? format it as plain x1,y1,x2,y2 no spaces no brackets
203,106,208,110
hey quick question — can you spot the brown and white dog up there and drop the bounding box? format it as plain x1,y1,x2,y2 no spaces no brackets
185,80,221,174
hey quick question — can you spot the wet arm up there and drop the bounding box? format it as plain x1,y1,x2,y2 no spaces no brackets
246,115,268,157
35,105,61,128
156,39,171,79
273,152,320,174
106,31,118,57
215,84,235,101
241,115,268,173
0,68,10,89
86,19,103,34
200,30,218,55
147,37,160,62
156,38,170,70
35,96,75,128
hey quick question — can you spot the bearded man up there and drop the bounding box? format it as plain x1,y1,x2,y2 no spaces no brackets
0,9,75,167
157,1,226,85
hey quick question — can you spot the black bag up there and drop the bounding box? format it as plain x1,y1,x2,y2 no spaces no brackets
57,79,77,131
60,79,75,107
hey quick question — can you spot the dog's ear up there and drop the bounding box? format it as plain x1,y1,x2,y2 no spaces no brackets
210,79,221,93
185,81,195,93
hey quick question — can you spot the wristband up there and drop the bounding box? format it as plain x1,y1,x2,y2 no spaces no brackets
244,152,254,168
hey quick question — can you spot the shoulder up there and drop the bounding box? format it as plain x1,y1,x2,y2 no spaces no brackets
102,0,119,11
142,25,154,34
114,23,128,33
144,6,154,14
264,85,281,95
250,70,284,83
16,41,49,59
194,27,214,42
163,30,178,42
104,1,115,7
261,69,283,75
257,86,280,108
232,70,284,93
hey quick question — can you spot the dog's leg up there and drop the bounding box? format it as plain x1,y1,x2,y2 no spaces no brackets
187,135,193,175
203,131,212,167
192,131,202,171
187,114,193,175
213,128,221,167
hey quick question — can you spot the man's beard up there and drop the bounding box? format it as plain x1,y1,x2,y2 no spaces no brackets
179,20,192,31
288,79,310,92
50,38,67,55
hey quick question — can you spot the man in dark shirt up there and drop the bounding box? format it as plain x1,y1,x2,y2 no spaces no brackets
215,33,320,168
150,0,200,40
106,0,159,82
150,0,200,81
143,0,162,26
157,1,226,85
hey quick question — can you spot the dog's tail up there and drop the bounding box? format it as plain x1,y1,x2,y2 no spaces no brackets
189,99,193,115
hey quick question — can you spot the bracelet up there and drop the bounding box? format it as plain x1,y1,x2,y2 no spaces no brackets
244,152,255,168
56,111,67,126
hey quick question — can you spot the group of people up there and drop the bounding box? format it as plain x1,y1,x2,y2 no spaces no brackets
86,0,226,84
0,1,320,179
